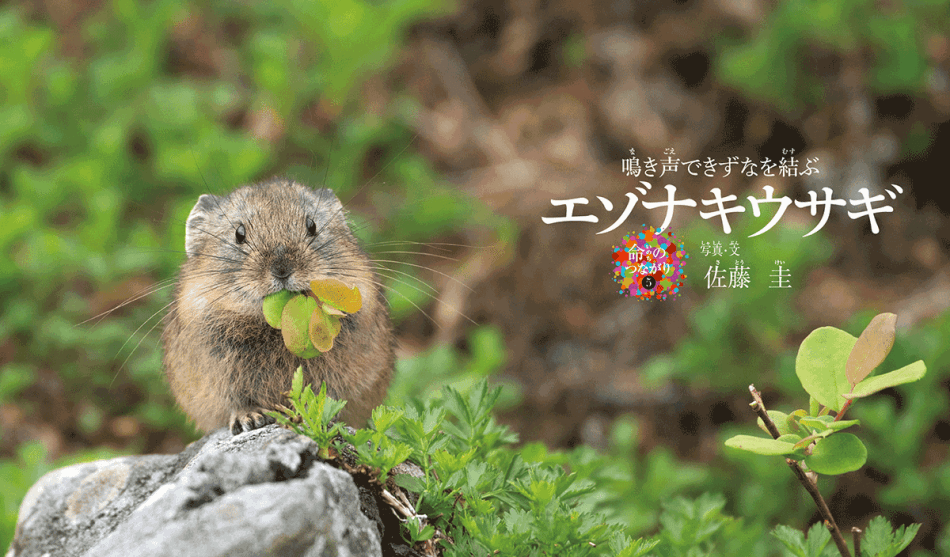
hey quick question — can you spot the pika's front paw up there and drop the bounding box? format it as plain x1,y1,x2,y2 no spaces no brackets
229,409,276,435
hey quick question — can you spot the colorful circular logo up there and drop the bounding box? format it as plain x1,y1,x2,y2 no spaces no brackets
611,226,688,300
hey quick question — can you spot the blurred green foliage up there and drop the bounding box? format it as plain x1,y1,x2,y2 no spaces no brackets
850,311,950,523
0,443,49,549
643,208,950,545
2,0,948,553
610,308,949,552
0,0,486,431
0,0,503,548
716,0,949,111
0,442,125,549
717,311,950,552
387,325,521,408
553,416,710,536
643,207,833,391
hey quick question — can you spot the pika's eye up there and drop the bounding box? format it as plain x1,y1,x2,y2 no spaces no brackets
306,216,317,236
235,224,246,244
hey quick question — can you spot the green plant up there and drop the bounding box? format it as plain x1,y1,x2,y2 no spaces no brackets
386,324,521,409
0,443,49,550
269,369,346,459
551,421,711,536
772,516,919,557
343,406,414,484
275,369,856,555
269,303,943,555
652,493,757,557
709,308,950,549
725,313,926,556
272,366,658,555
716,0,947,112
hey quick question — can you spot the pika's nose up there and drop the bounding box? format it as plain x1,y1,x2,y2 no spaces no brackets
270,247,293,281
271,262,292,280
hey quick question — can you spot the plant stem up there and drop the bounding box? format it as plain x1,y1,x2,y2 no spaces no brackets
748,385,853,557
834,399,853,421
852,527,862,557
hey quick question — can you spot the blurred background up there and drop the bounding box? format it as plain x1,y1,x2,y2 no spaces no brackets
1,0,949,553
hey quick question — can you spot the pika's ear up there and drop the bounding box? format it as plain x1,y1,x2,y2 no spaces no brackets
313,188,345,218
185,194,221,257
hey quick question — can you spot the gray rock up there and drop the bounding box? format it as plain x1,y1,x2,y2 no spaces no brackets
7,426,381,557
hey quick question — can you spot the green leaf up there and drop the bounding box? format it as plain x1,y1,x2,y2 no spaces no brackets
757,410,792,436
262,289,295,329
792,434,819,451
610,534,660,557
725,435,796,455
799,416,860,433
772,524,808,557
290,365,304,399
803,521,832,557
412,523,435,542
393,474,425,493
846,313,896,387
370,405,404,433
796,327,857,412
798,415,860,433
317,381,347,425
826,419,859,432
658,493,729,548
799,415,834,427
281,294,320,358
843,361,926,400
861,515,920,557
777,434,806,456
804,433,867,475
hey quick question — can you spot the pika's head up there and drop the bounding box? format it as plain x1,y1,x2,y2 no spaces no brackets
181,178,372,315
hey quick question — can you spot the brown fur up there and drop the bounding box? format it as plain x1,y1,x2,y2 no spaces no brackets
162,178,394,433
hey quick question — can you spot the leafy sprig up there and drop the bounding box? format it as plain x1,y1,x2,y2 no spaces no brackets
726,313,926,556
726,313,926,473
270,367,654,555
268,366,345,459
262,279,362,358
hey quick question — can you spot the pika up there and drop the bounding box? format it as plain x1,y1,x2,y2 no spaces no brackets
162,178,395,434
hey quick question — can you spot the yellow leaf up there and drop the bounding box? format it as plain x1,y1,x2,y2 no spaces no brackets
310,278,362,314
